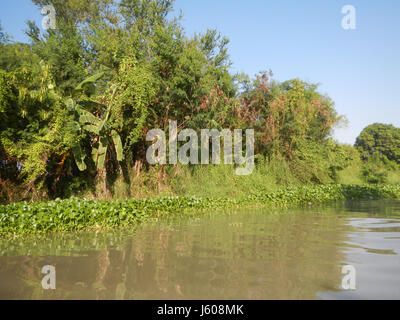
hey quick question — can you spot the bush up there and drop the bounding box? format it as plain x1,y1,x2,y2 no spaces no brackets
361,165,388,184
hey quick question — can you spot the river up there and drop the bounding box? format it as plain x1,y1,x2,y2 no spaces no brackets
0,200,399,300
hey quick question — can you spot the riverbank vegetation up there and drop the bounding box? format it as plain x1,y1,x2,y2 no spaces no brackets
1,184,399,236
0,0,399,222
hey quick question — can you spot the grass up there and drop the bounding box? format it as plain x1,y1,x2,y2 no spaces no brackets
95,156,400,201
1,184,399,237
387,170,400,184
93,158,302,201
337,163,364,185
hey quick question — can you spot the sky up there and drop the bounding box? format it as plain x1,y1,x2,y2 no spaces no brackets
1,0,399,145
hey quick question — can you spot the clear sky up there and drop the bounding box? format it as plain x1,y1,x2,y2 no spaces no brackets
1,0,399,145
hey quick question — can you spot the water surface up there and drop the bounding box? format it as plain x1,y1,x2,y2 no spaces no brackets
0,200,399,300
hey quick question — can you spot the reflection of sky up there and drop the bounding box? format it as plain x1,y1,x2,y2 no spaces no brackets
318,218,400,300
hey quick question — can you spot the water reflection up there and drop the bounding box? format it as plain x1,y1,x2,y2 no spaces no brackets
319,215,400,300
0,200,399,300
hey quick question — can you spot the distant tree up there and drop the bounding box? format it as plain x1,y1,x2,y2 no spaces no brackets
0,21,10,45
355,123,400,164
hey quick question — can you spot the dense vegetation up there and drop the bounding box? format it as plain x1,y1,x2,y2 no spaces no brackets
0,0,399,232
356,123,400,163
353,123,400,184
1,184,399,236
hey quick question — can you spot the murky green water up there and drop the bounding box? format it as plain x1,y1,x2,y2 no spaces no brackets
0,200,399,300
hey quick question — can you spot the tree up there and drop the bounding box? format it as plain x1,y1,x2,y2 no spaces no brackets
0,61,83,198
0,42,41,72
239,75,342,159
0,21,10,45
66,75,125,171
1,0,351,202
355,123,400,164
25,19,88,95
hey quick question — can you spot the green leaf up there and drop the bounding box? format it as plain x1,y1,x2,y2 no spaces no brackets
78,109,102,126
111,130,124,162
97,105,112,134
96,137,108,169
82,124,100,135
76,99,106,110
66,98,75,112
73,72,105,95
72,144,87,171
91,144,99,164
69,121,81,133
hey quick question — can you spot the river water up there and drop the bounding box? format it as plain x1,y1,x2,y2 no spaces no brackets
0,200,399,300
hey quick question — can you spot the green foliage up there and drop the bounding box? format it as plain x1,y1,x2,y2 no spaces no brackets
358,152,391,184
355,123,400,164
110,57,157,151
361,165,388,184
0,43,40,72
73,72,105,96
0,63,63,183
0,70,15,114
0,0,398,207
239,76,343,160
26,20,88,94
355,124,400,184
1,184,399,236
0,60,91,201
67,74,123,170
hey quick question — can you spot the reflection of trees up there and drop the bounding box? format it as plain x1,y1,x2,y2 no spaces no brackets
0,207,349,299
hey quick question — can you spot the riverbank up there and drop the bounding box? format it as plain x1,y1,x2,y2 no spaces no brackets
1,184,399,237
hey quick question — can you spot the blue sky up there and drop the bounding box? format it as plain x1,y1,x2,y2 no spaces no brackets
1,0,399,144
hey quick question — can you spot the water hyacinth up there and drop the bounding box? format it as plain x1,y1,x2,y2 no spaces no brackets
0,184,399,236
